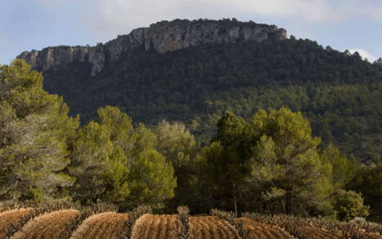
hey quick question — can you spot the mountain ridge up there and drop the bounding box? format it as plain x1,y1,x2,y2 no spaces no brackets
17,19,287,76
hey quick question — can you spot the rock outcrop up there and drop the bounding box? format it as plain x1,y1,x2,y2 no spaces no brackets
17,19,287,76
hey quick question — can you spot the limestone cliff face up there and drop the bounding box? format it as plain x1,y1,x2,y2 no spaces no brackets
17,19,287,76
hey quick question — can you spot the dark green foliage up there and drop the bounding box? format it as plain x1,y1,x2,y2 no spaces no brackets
199,108,332,216
1,60,381,223
321,144,359,189
154,121,199,211
0,60,79,202
332,190,370,221
0,61,175,212
69,106,177,209
347,163,382,222
39,37,382,163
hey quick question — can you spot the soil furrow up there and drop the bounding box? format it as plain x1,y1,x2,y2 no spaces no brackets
11,209,80,239
0,208,34,238
130,214,151,239
71,212,111,239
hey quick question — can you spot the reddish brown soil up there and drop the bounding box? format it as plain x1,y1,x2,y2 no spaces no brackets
0,208,34,238
189,216,241,239
71,211,128,239
236,217,294,239
12,209,80,239
339,230,382,239
3,209,380,239
131,214,181,239
301,226,343,239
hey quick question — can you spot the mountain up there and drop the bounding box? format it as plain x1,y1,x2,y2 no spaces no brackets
17,19,382,164
18,19,286,77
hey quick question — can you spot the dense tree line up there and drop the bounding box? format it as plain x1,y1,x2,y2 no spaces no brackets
1,60,380,222
40,36,382,164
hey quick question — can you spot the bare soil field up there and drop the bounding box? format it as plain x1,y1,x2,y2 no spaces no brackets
189,216,241,239
301,226,343,239
11,209,80,239
131,214,181,239
338,230,382,239
236,217,293,239
0,208,34,238
0,207,380,239
71,211,128,239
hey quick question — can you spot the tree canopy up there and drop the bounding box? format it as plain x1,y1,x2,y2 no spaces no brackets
0,60,376,222
38,37,382,164
0,60,79,202
198,108,333,215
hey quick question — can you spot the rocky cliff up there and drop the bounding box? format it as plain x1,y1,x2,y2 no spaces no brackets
17,20,287,76
17,19,287,76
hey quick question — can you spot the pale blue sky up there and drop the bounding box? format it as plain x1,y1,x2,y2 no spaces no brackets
1,0,382,64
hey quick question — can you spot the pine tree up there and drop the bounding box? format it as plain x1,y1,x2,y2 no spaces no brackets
69,121,113,203
155,121,198,208
249,108,332,215
321,144,359,189
0,60,79,202
125,124,176,209
200,108,333,215
69,106,176,208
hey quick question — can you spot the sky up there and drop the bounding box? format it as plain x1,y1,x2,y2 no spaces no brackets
1,0,382,64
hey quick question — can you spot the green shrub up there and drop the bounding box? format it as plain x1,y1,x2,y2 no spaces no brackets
332,190,370,221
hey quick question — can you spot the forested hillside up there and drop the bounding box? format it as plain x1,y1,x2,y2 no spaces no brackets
21,32,382,164
2,60,382,223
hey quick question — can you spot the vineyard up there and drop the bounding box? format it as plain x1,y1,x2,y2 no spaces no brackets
0,205,381,239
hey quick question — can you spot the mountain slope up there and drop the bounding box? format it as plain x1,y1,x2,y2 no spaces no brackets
17,19,382,163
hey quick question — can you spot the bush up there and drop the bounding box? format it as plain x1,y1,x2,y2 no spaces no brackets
177,206,190,239
332,190,370,221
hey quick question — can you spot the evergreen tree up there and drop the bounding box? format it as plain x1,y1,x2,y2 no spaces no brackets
103,146,130,203
69,121,113,203
248,108,332,215
69,106,176,208
0,60,79,202
321,144,359,189
155,120,197,177
347,163,382,222
155,121,198,209
200,108,333,215
124,123,177,209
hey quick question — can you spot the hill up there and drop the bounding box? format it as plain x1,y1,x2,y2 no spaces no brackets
17,19,382,163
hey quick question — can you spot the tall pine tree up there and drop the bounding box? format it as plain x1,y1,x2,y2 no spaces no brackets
0,60,79,202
